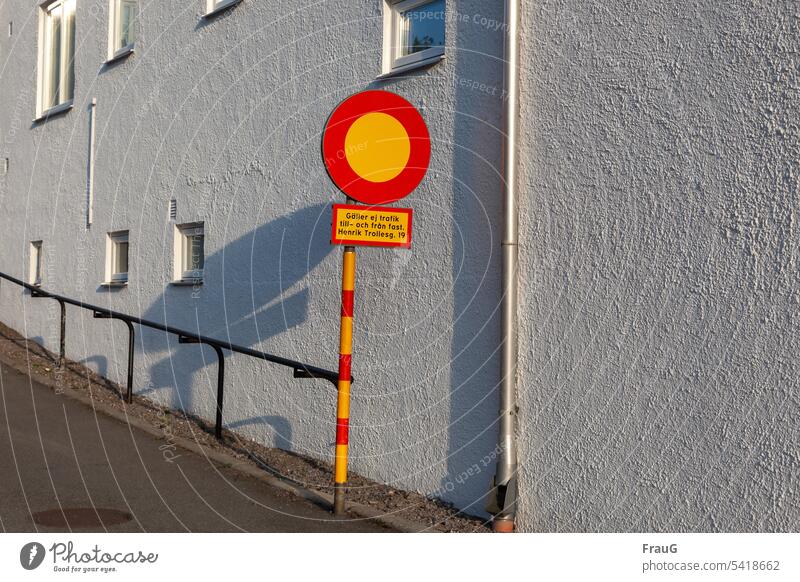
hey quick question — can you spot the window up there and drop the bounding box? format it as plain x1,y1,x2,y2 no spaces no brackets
30,241,43,286
174,223,204,282
384,0,445,73
108,0,137,60
105,231,129,284
204,0,241,18
37,0,76,117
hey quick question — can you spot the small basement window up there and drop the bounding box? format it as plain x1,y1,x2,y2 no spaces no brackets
384,0,445,74
108,0,137,60
105,230,129,284
174,223,204,283
30,241,43,286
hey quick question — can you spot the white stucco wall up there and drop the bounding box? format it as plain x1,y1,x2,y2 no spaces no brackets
0,0,796,532
515,1,799,531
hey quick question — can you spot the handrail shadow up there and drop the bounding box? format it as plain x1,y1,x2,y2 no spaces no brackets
0,205,340,440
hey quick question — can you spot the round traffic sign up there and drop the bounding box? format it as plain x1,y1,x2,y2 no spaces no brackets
322,90,430,205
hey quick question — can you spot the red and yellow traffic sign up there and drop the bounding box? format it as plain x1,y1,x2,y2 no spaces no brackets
322,90,430,205
322,91,428,515
331,204,412,248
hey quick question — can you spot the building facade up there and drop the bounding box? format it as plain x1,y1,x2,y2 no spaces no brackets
0,1,797,532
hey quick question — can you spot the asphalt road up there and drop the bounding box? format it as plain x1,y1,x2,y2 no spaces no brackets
0,361,389,532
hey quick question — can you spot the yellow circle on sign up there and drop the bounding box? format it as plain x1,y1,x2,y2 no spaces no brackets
344,112,411,183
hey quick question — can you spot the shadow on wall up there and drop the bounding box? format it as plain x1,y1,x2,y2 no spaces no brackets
370,17,503,515
444,7,505,515
81,355,108,378
227,416,293,450
138,203,333,448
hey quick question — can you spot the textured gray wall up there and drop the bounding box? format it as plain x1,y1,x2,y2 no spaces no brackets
515,1,799,531
0,0,796,532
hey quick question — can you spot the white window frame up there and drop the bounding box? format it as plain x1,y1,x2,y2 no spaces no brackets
383,0,446,74
29,241,43,286
36,0,76,119
203,0,242,19
105,230,129,284
107,0,137,61
173,222,205,283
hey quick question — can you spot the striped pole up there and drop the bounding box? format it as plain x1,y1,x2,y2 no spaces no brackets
334,245,356,516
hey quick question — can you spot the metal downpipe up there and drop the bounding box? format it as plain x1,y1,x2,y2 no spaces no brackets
488,0,520,533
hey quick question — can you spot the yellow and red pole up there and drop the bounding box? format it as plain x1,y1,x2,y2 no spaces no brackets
333,245,356,516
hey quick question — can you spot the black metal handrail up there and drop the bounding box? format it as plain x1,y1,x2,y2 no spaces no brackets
0,270,340,439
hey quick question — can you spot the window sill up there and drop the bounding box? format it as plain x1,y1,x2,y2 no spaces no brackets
377,53,445,80
106,45,134,65
171,279,203,286
33,100,74,123
203,0,242,19
100,281,128,288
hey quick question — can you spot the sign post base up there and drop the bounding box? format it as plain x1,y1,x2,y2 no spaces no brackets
333,245,356,517
333,483,346,517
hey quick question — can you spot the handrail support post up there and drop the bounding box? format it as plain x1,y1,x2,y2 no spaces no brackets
124,320,135,403
179,336,225,440
57,298,66,369
93,311,136,403
212,344,225,440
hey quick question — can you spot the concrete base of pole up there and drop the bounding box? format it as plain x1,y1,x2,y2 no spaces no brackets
492,518,515,533
333,484,346,517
